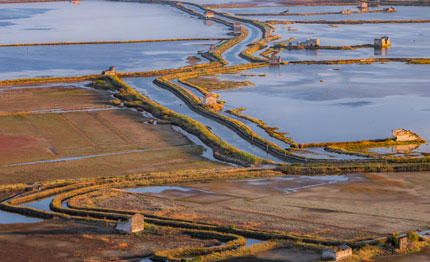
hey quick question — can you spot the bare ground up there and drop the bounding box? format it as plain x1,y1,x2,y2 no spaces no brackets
71,172,430,241
0,85,225,184
0,220,216,262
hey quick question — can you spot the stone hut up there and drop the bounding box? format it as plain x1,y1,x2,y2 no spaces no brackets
205,11,215,18
116,213,145,233
383,7,396,12
209,45,218,54
102,66,116,76
322,245,353,261
374,36,390,48
358,1,368,10
304,38,320,47
233,22,242,35
340,9,351,14
392,129,420,142
397,236,409,250
204,94,217,107
269,55,281,65
264,27,274,38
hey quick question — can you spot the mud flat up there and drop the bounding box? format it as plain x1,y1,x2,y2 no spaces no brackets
372,246,430,262
0,220,213,262
221,247,321,262
72,172,430,240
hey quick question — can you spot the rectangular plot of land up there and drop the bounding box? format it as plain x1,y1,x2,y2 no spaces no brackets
0,85,225,182
0,86,111,113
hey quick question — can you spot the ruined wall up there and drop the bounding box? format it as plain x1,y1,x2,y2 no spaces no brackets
392,129,420,142
336,248,353,260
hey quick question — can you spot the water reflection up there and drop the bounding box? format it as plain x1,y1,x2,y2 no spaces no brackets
0,41,217,80
0,210,43,224
374,47,389,56
0,1,229,44
213,64,430,148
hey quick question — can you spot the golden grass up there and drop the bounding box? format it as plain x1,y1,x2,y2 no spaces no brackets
184,76,254,91
0,38,229,48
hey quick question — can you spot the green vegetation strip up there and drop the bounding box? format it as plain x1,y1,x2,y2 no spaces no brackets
240,35,281,63
0,75,101,86
188,3,282,64
97,75,267,166
3,165,430,259
226,107,298,147
300,137,426,159
0,63,222,86
154,66,317,163
278,160,430,175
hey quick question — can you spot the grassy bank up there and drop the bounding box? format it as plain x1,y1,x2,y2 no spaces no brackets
268,19,430,25
97,76,267,166
278,160,430,175
0,38,229,48
237,9,396,17
154,67,316,163
289,57,430,65
275,42,375,50
226,107,298,147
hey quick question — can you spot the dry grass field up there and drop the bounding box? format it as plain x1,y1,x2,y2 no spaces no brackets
185,76,254,91
0,85,224,184
0,220,214,262
71,172,430,241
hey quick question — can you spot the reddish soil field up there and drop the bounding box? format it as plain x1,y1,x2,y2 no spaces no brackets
0,134,35,150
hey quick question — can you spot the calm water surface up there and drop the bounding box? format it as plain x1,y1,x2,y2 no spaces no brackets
0,0,228,44
273,23,430,60
0,209,43,224
215,64,430,149
124,77,284,162
221,6,430,21
0,40,217,80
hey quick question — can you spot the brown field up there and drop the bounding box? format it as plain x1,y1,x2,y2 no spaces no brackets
0,85,111,113
72,172,430,241
0,85,224,184
0,220,215,262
